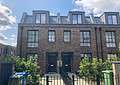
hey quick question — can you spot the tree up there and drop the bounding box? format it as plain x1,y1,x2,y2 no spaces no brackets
79,57,114,79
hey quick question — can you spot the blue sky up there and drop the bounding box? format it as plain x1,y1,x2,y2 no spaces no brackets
0,0,74,46
0,0,120,46
3,0,73,22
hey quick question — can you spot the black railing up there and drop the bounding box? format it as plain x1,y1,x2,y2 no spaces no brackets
39,73,118,85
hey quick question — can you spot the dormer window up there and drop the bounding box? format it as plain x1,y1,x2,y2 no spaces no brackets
35,13,46,24
72,14,82,24
108,15,117,24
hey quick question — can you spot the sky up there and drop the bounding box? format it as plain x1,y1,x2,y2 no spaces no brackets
0,0,120,47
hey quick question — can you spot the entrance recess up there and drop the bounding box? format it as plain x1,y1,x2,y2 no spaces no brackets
61,52,73,72
47,52,58,73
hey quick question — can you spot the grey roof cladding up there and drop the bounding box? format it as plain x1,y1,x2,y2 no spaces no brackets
20,10,120,24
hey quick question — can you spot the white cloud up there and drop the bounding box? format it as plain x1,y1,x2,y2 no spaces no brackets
0,3,16,25
0,33,7,40
0,2,16,46
73,0,120,15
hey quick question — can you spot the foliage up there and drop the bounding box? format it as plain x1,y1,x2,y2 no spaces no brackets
0,56,41,85
79,57,119,79
15,57,41,85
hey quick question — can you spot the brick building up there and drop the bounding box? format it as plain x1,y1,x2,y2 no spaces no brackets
17,10,120,74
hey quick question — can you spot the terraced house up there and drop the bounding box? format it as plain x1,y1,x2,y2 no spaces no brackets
17,10,120,74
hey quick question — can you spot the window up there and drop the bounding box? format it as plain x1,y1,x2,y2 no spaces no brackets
64,31,71,42
35,13,46,24
41,14,46,24
48,30,55,42
80,31,91,46
108,15,117,24
36,14,40,23
27,53,38,61
107,54,117,61
72,14,82,24
27,30,38,47
105,31,116,47
80,53,92,60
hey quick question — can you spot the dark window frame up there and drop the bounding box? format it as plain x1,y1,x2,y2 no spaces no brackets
48,30,56,42
80,53,92,61
27,30,39,48
80,30,91,47
107,53,117,61
35,13,47,24
105,31,116,47
72,14,82,24
63,30,71,42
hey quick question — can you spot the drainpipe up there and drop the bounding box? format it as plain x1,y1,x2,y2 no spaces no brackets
95,27,99,59
99,27,104,60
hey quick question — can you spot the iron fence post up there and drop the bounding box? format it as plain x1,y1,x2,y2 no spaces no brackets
72,75,74,85
96,75,100,85
46,76,49,85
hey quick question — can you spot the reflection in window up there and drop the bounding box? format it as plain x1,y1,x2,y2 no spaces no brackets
41,14,46,24
108,15,117,24
27,30,38,47
80,31,91,46
64,31,71,42
80,53,92,60
105,31,116,47
36,14,40,23
48,30,55,42
72,14,82,24
27,54,38,61
107,54,117,61
35,13,46,24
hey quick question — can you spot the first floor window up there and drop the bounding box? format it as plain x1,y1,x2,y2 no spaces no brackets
48,30,55,42
107,54,117,61
105,31,116,47
64,30,71,42
27,53,38,61
27,30,38,47
80,31,91,46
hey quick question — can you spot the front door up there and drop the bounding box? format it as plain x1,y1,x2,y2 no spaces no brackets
47,52,58,73
61,52,73,72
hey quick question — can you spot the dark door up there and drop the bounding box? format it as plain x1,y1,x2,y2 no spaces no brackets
47,52,58,73
62,52,73,72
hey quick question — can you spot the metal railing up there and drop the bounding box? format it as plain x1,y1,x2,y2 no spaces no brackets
39,73,116,85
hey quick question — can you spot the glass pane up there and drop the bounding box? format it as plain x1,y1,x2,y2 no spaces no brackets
108,16,113,24
36,14,40,23
80,31,90,46
106,32,116,47
41,14,46,24
73,15,77,24
64,31,70,42
112,15,117,24
78,15,82,24
48,31,55,42
107,54,117,60
27,31,38,47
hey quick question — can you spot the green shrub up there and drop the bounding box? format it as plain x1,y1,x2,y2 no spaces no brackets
78,57,117,79
0,56,41,85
